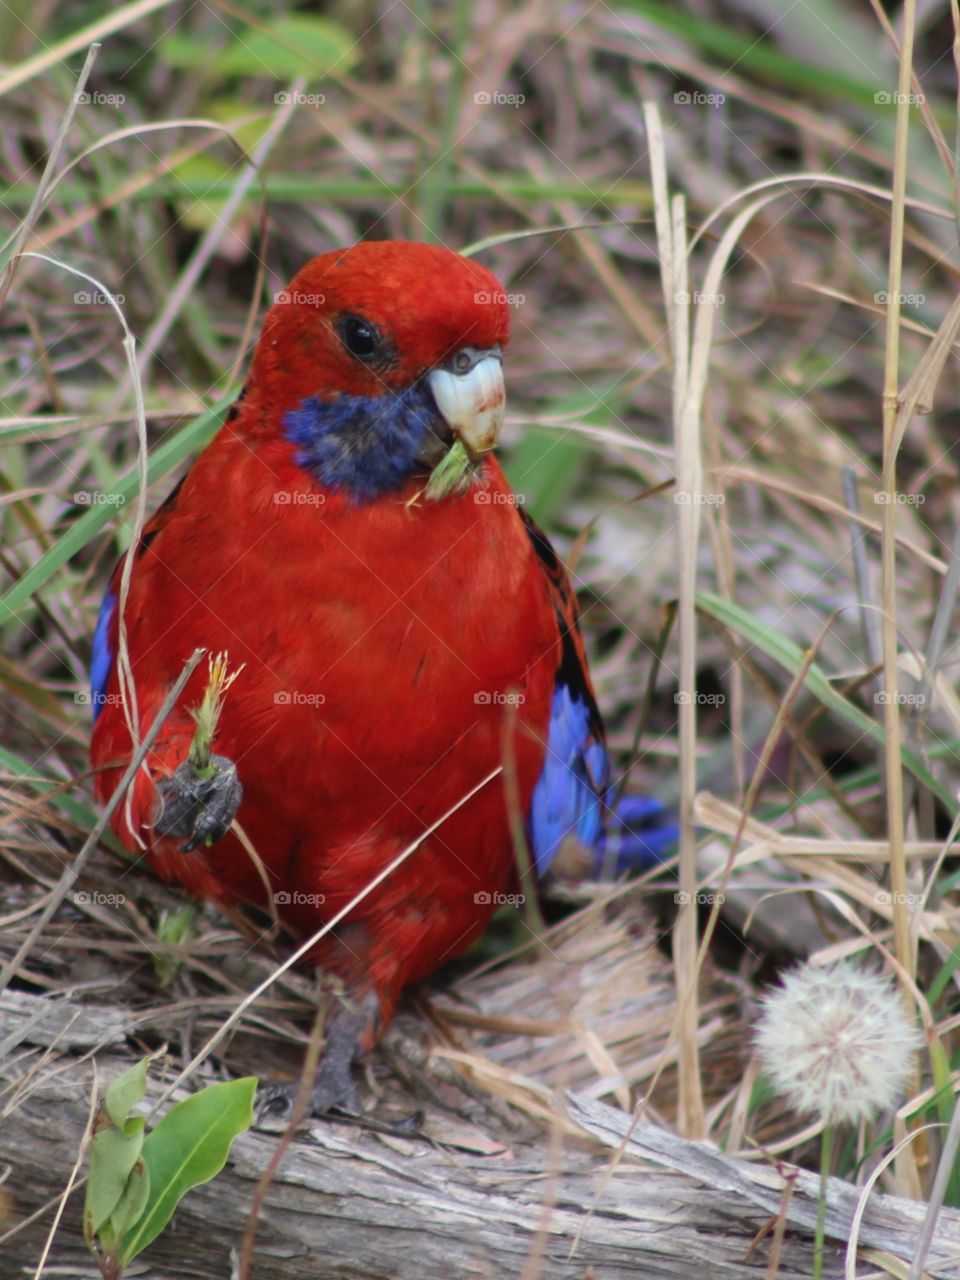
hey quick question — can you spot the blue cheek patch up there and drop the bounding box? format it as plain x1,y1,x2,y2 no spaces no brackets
528,684,609,875
90,589,116,720
284,380,447,501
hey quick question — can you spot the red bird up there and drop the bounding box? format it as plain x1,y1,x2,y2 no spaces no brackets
90,241,673,1112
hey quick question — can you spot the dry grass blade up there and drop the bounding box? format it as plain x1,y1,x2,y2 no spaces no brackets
0,44,100,310
0,0,175,97
0,647,205,997
643,99,704,1140
31,1062,99,1280
136,79,305,378
845,1124,945,1280
909,1104,960,1280
880,0,919,1009
16,253,151,811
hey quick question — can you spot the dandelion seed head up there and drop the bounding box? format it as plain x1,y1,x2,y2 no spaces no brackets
754,959,920,1125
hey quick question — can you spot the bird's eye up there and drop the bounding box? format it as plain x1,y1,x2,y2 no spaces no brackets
339,314,381,360
451,351,473,374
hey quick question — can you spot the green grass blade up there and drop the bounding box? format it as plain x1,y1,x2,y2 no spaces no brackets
0,397,233,628
620,0,899,109
0,744,98,830
696,589,958,815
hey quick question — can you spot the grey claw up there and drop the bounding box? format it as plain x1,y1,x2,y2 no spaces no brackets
256,1069,360,1124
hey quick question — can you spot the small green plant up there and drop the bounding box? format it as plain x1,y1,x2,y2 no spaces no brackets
151,904,197,986
84,1056,256,1279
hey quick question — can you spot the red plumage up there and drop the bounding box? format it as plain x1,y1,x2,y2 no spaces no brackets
91,242,588,1054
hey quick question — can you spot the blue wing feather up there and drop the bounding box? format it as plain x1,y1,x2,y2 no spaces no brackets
520,510,677,876
88,476,187,721
90,588,116,721
528,683,609,874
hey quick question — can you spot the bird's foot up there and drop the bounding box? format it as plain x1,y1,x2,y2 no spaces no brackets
154,754,242,852
256,1003,368,1124
257,1060,361,1122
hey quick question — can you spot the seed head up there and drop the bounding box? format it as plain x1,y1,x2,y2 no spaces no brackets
189,650,244,776
755,959,920,1125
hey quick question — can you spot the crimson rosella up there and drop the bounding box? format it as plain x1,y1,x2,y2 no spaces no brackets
89,240,675,1113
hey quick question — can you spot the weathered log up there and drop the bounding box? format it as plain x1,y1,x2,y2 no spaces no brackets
2,909,946,1278
3,1044,819,1280
4,1032,954,1279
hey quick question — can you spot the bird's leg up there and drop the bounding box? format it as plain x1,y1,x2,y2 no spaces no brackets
257,996,376,1122
154,754,242,852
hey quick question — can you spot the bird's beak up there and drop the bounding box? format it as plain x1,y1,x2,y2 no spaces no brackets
427,348,505,460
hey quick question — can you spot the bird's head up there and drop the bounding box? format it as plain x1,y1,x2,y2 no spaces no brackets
246,241,511,500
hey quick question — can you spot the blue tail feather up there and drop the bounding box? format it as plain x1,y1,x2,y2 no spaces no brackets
593,793,679,875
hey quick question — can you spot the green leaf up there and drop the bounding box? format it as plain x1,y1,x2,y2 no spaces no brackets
502,427,588,526
119,1077,257,1264
105,1156,151,1247
423,439,475,501
696,590,958,816
86,1122,145,1241
503,385,630,524
0,396,231,629
215,16,357,79
158,30,228,69
85,1060,151,1243
104,1058,149,1130
205,98,274,153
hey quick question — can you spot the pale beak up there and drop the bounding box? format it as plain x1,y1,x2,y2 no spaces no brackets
427,348,505,459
